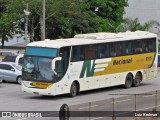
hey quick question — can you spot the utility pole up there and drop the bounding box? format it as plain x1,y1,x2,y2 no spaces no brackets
24,4,30,45
42,0,45,40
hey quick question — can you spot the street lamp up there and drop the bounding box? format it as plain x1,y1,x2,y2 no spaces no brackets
24,4,30,45
42,0,46,40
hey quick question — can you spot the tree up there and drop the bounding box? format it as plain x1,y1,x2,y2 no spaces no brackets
0,1,14,48
1,0,128,44
116,18,160,32
0,0,24,48
86,0,128,32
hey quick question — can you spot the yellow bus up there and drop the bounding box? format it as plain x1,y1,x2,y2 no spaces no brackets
19,31,158,97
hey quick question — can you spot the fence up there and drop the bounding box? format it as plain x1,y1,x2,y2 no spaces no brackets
59,90,160,120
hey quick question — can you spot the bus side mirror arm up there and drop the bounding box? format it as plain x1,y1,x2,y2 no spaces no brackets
52,57,62,75
15,54,24,66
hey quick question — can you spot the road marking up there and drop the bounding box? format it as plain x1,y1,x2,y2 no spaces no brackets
112,99,131,103
90,117,104,120
16,119,27,120
137,104,160,111
79,105,99,110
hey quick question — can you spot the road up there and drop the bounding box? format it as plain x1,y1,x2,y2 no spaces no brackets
0,68,160,120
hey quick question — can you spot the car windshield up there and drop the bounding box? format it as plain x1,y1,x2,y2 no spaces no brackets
13,64,22,71
22,56,54,82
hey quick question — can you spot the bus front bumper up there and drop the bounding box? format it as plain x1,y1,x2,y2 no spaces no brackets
21,81,56,96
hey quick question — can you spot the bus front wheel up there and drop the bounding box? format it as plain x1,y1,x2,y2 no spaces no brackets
125,74,133,88
70,82,78,97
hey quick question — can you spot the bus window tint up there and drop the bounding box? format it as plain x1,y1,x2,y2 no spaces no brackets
97,44,106,58
110,43,116,57
115,42,122,56
147,38,156,52
134,40,143,54
123,41,133,55
71,46,84,62
142,40,148,53
85,45,96,60
110,42,122,57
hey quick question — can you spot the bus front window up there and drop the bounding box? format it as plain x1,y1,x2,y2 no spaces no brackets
26,58,34,73
23,57,54,82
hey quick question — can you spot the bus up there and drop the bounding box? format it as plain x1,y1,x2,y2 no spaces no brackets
18,31,158,97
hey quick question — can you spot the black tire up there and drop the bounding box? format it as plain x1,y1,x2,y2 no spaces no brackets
17,76,22,85
70,82,78,97
133,72,142,87
125,74,133,88
59,104,70,120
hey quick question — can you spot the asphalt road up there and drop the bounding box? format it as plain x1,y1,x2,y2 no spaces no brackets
0,68,160,120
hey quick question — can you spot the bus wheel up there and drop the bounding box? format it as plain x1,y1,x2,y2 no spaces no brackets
125,74,133,88
133,72,142,87
70,82,78,97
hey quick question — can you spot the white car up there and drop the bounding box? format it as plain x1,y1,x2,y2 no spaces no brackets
0,62,22,84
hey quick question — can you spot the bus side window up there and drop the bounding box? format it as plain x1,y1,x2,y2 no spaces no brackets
142,40,149,53
115,42,122,56
138,38,156,53
110,42,122,57
134,40,143,54
110,43,116,57
85,45,97,60
97,44,106,58
123,41,133,55
71,46,84,62
147,38,156,52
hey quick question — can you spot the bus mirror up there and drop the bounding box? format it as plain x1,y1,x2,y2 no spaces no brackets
15,54,24,66
52,57,62,75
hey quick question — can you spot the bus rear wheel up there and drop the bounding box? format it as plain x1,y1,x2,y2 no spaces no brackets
125,74,133,88
70,82,78,97
133,72,142,87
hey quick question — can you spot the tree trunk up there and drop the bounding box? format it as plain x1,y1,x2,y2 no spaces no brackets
1,38,4,49
40,15,43,41
30,18,35,42
1,29,5,49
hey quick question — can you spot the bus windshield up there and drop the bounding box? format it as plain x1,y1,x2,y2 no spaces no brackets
22,47,58,82
23,57,54,82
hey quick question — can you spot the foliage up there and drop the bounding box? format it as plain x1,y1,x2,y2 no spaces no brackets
117,18,160,32
1,0,128,44
0,1,14,48
86,0,128,32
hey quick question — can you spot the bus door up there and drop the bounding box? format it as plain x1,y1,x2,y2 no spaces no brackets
55,47,70,94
